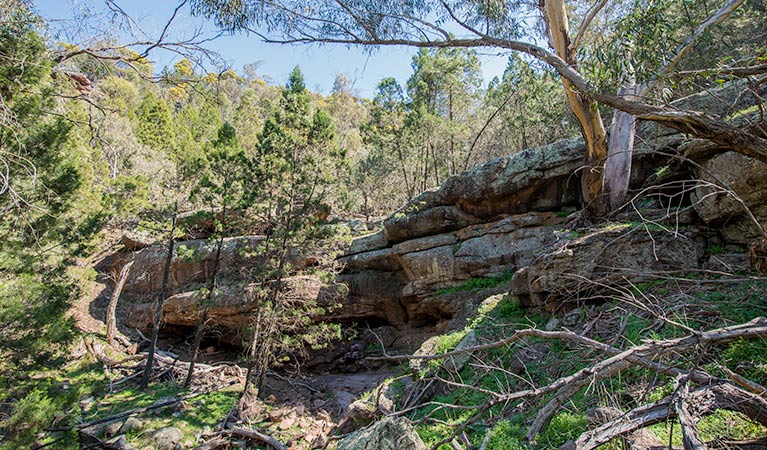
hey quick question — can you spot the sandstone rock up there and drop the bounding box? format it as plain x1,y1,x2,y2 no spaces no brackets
335,211,564,341
104,421,123,437
409,336,441,372
120,230,156,251
444,330,477,372
337,248,400,272
127,275,335,340
408,330,476,373
691,151,767,244
336,416,426,450
123,236,265,296
329,272,407,327
512,226,706,310
151,427,183,450
349,230,389,255
383,139,584,243
335,399,377,435
105,435,137,450
120,417,144,433
385,205,480,243
702,253,749,273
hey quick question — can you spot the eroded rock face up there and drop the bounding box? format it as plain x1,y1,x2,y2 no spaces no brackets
126,275,337,343
511,225,706,310
336,212,566,331
692,151,767,244
121,110,766,353
383,138,585,243
123,236,316,297
123,236,265,296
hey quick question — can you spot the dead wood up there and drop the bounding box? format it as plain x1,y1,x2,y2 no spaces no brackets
106,261,134,345
229,426,287,450
709,437,767,449
376,317,767,447
722,366,767,398
575,382,767,450
673,376,708,450
190,436,229,450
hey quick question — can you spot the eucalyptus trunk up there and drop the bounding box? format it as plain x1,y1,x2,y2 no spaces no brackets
543,0,609,214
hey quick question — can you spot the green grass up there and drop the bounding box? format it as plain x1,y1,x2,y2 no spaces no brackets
708,244,726,255
651,410,767,447
85,382,239,449
408,277,767,449
435,271,513,296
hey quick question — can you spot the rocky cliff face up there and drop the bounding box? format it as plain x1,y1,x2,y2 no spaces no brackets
121,87,766,356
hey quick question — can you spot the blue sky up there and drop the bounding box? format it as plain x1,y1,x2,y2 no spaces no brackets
35,0,511,98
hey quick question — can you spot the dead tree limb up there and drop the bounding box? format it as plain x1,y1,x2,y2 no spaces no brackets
721,366,767,398
673,375,708,450
372,318,767,443
229,426,287,450
575,382,767,450
106,261,134,345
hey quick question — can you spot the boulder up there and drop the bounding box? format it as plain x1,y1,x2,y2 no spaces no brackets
348,230,389,255
691,151,767,244
335,399,377,435
151,427,183,450
336,416,426,450
512,225,706,310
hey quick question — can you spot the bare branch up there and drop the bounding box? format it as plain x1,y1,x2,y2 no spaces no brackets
570,0,609,53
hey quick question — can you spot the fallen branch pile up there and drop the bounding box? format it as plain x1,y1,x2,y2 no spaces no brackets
375,317,767,450
83,340,244,391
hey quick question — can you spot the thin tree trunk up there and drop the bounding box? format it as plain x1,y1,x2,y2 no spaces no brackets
542,0,609,213
604,82,639,211
140,206,177,390
241,184,295,404
184,307,209,387
185,203,227,387
600,0,745,212
106,260,134,345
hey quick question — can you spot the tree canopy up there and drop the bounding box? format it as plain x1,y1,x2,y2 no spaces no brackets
190,0,767,212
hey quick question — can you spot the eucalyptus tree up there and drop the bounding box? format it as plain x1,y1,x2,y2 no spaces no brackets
190,0,766,214
407,47,482,182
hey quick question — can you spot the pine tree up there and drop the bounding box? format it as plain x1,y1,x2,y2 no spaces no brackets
240,67,346,410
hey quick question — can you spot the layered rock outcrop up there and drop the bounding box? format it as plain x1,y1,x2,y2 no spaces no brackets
381,137,585,243
121,84,766,350
334,212,567,330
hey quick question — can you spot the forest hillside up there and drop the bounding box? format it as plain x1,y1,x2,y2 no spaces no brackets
1,1,766,449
